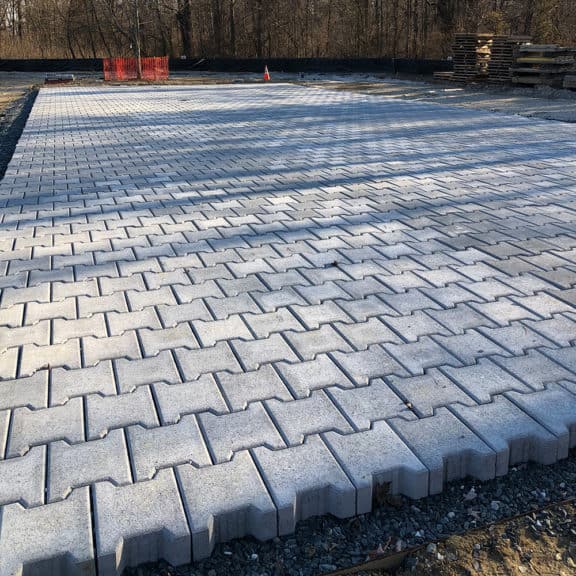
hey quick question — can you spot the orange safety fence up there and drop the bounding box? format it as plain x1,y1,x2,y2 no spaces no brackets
103,56,169,81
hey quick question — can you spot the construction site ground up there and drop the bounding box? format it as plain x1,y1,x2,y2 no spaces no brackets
1,69,576,122
0,71,576,576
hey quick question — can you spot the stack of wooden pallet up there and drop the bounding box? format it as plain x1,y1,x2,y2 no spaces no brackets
512,45,576,88
487,36,532,83
451,33,494,83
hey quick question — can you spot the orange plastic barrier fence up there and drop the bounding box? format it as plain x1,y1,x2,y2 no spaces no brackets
103,57,169,81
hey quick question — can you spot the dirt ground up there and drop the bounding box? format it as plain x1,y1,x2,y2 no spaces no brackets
0,93,19,114
0,72,38,115
0,88,25,115
360,500,576,576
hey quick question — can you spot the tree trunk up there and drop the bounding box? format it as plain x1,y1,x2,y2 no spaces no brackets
177,0,193,57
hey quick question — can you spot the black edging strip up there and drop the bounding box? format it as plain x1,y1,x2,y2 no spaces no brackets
0,88,39,182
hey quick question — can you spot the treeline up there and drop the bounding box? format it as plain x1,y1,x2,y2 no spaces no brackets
1,0,574,60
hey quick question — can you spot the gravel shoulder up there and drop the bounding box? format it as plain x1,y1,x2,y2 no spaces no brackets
306,78,576,123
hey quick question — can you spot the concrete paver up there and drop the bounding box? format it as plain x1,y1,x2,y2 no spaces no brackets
1,84,576,574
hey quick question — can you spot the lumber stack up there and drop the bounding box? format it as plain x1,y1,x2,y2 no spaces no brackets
512,45,576,88
451,33,493,83
450,33,532,84
487,36,532,83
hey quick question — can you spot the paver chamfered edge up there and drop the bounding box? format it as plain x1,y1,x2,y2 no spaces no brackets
0,487,95,576
93,469,190,576
176,451,277,560
0,410,9,458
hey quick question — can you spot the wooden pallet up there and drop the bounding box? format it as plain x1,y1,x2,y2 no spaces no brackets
487,36,531,84
451,34,494,83
449,33,531,84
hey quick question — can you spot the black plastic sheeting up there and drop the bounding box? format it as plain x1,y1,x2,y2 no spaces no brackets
0,57,451,75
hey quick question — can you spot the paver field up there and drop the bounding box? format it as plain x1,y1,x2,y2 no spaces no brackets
1,85,576,576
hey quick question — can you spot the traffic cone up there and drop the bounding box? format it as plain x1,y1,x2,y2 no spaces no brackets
263,66,271,81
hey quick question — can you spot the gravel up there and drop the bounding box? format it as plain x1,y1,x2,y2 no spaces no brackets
126,450,576,576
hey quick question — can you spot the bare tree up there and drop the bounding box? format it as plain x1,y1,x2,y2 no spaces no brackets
1,0,574,60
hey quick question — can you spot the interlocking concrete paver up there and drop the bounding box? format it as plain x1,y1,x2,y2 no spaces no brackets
51,362,117,405
86,386,159,440
48,430,131,502
20,340,81,376
477,323,555,355
385,337,460,375
200,403,285,463
267,390,353,445
7,398,84,458
284,324,352,360
83,332,141,366
330,379,412,430
0,488,95,576
107,308,161,336
0,446,45,506
93,470,190,576
390,408,497,494
232,333,298,370
140,324,198,356
333,345,407,383
153,377,228,425
442,358,531,403
195,316,252,347
275,354,353,398
3,84,576,574
493,349,574,390
324,421,428,512
253,435,356,535
127,415,211,480
387,369,476,418
0,372,48,411
218,364,292,410
176,342,242,380
451,396,559,475
506,384,576,458
177,452,277,559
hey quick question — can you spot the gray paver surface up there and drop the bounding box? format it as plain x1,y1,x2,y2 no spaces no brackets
0,84,576,575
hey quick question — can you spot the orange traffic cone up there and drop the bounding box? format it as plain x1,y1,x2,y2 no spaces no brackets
263,66,271,81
